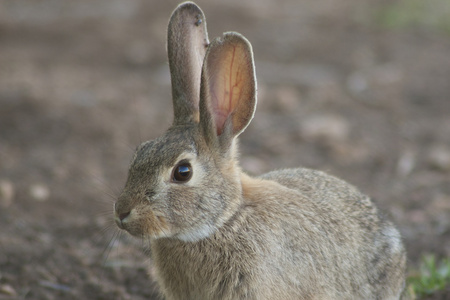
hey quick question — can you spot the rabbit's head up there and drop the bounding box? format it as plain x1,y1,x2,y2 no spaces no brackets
114,2,256,242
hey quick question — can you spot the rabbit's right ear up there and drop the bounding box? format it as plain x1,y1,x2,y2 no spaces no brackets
168,2,209,125
199,33,256,149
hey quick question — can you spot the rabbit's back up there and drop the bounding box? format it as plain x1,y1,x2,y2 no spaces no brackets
257,168,406,299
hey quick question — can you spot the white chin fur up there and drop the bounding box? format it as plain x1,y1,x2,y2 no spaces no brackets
175,223,216,242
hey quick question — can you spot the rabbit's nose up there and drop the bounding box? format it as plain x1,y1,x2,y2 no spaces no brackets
119,211,130,221
114,202,131,221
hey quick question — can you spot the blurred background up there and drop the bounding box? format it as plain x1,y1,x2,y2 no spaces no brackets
0,0,449,299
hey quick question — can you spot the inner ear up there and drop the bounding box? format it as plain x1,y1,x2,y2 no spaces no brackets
201,33,256,137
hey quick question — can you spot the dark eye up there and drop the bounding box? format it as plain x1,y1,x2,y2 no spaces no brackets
172,161,193,183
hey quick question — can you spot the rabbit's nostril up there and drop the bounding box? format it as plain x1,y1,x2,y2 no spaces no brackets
119,211,130,221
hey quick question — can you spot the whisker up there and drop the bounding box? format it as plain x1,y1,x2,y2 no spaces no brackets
100,229,122,268
94,221,116,242
96,209,115,218
118,139,138,154
86,173,122,203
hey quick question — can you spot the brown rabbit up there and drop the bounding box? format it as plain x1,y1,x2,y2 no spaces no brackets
114,2,406,299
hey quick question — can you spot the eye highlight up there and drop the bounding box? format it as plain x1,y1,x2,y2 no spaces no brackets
172,160,193,183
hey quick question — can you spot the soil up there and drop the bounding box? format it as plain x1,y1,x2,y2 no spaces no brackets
1,0,449,299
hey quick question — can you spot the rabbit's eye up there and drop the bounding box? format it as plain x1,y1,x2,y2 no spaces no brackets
172,161,192,183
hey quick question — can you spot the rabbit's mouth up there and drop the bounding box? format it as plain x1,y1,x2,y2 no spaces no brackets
114,207,172,239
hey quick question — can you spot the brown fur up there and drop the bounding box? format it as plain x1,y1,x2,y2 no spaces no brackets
114,2,406,299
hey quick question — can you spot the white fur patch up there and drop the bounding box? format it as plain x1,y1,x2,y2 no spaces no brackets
176,223,216,242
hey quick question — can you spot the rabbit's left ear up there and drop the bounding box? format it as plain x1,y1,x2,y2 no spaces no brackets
168,2,209,125
200,32,256,143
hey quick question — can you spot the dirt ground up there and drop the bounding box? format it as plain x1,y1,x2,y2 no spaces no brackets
1,0,449,299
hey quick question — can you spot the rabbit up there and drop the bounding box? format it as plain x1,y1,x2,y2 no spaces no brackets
114,2,407,299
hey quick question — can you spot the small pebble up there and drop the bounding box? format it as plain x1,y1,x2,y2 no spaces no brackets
428,145,450,171
397,151,416,177
0,180,15,207
29,184,50,202
300,114,350,143
0,284,17,296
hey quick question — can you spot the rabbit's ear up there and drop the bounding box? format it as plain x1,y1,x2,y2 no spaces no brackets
199,33,256,145
168,2,209,125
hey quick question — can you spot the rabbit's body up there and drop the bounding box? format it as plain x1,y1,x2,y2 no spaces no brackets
151,169,405,300
114,2,406,299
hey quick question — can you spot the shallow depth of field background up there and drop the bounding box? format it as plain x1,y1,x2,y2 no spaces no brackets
1,0,449,299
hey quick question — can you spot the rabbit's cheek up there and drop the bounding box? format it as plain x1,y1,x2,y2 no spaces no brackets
149,215,172,238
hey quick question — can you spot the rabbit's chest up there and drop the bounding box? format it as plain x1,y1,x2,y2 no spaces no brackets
151,238,267,300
